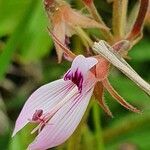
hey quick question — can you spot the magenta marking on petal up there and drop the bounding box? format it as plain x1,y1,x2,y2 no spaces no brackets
30,110,48,125
63,55,98,93
64,68,84,93
32,109,43,122
30,110,54,134
64,70,71,81
12,79,76,137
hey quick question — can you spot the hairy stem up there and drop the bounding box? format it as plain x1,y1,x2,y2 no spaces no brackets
112,0,128,39
93,101,105,150
74,26,93,47
83,1,114,42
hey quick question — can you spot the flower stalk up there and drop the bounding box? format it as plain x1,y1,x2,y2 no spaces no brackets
127,0,149,41
82,0,113,42
74,26,93,47
93,101,105,150
112,0,128,39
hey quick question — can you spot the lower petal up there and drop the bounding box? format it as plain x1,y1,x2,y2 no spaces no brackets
28,85,94,150
13,79,74,136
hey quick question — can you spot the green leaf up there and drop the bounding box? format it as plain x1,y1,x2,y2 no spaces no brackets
105,114,150,150
129,37,150,61
0,0,39,81
18,1,53,63
0,0,30,36
9,124,36,150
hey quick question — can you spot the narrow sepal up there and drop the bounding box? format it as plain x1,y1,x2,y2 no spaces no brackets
94,82,113,117
102,79,141,113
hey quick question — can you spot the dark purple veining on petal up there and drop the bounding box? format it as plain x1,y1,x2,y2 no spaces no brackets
64,68,84,93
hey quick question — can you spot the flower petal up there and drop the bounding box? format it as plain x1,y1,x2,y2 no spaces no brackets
12,79,75,136
64,55,98,92
72,55,98,74
28,82,94,150
65,55,98,80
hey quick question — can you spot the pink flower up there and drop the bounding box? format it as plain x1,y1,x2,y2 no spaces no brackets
12,54,140,150
12,55,98,149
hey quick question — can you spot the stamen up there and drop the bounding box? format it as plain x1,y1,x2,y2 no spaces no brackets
32,109,43,122
30,109,50,134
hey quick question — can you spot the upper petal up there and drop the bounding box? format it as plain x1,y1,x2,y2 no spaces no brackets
64,55,98,92
71,55,98,74
28,81,95,150
12,79,75,136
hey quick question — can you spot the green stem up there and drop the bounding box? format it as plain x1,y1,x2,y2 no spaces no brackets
86,2,113,42
74,26,93,47
88,2,105,25
103,110,150,144
93,101,105,150
112,0,128,39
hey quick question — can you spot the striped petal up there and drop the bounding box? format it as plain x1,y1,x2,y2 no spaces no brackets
12,79,75,136
28,81,95,150
64,55,98,92
69,55,98,75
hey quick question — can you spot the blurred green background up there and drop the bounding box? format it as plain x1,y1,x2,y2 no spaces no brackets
0,0,150,150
